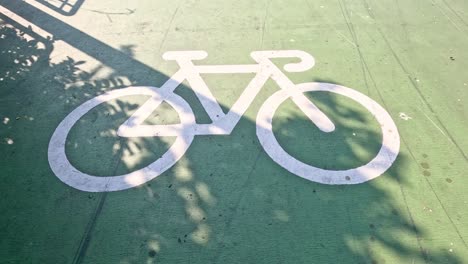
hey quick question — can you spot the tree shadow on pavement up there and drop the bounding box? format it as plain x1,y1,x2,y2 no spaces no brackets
0,6,462,264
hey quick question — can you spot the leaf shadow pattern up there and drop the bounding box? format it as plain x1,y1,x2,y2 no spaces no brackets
0,14,220,264
0,6,463,264
0,23,52,92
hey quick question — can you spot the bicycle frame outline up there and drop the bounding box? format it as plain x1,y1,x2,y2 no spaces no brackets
116,50,335,139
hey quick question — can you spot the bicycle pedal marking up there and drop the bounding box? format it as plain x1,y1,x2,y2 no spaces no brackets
48,50,400,192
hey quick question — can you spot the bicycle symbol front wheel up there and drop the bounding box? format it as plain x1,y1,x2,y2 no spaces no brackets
256,82,400,184
48,86,196,192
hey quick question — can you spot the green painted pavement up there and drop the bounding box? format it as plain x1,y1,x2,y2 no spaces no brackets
0,0,467,263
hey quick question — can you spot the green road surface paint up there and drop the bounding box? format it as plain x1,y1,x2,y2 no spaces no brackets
1,0,467,263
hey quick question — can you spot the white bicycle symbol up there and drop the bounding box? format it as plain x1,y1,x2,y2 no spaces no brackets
48,50,400,192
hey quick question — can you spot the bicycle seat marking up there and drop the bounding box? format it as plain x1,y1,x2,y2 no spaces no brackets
48,50,400,192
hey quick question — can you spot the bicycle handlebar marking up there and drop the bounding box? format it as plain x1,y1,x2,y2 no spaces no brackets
48,50,400,192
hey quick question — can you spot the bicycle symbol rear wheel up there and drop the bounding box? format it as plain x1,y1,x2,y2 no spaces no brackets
48,86,195,192
256,82,400,184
